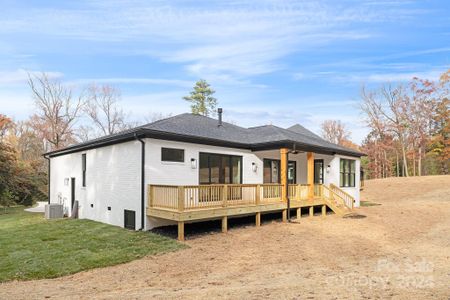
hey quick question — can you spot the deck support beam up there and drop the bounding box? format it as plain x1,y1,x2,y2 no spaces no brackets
282,209,287,222
256,212,261,227
222,216,228,233
309,206,314,217
177,221,184,241
307,152,314,198
322,205,327,216
296,208,301,220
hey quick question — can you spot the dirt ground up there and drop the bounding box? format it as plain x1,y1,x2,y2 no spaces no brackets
1,175,449,299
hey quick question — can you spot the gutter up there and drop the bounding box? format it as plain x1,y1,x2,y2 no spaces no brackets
134,133,146,231
43,154,50,204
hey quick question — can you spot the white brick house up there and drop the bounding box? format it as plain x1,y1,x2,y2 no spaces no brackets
45,111,363,235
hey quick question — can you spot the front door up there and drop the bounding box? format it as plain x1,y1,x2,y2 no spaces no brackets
314,160,324,184
70,177,76,212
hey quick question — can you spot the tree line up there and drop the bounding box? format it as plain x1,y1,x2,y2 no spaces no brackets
320,69,449,179
0,76,216,208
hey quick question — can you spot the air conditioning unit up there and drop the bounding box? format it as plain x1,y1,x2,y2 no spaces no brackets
45,203,64,219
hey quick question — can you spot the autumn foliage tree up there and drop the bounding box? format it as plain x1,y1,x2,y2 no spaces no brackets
360,69,449,178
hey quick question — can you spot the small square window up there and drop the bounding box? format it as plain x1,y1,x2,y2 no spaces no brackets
161,148,184,162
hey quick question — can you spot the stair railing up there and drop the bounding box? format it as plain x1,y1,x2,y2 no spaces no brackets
329,184,355,209
322,185,353,211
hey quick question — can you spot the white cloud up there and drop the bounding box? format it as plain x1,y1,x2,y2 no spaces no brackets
0,0,416,79
66,77,194,88
0,69,63,85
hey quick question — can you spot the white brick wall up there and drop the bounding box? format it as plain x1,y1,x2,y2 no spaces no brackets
50,140,142,229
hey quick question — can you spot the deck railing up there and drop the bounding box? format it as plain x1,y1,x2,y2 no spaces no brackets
149,183,315,211
148,183,354,212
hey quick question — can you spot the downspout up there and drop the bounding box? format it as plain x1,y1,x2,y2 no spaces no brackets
134,133,145,231
43,154,51,204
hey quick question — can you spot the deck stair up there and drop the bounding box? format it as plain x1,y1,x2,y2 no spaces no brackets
321,184,354,216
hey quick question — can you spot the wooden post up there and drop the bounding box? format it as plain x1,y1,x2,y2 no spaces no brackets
256,212,261,227
222,184,228,207
149,185,154,207
307,152,314,199
280,148,289,203
309,206,314,217
297,208,301,219
222,216,228,233
322,205,326,216
178,221,184,241
178,186,185,212
282,209,287,222
256,184,261,205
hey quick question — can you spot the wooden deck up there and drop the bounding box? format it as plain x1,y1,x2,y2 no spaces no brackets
147,183,354,240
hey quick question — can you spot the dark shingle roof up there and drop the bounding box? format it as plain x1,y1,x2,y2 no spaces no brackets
46,113,364,157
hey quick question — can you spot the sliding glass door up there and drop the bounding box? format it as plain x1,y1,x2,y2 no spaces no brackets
199,153,242,184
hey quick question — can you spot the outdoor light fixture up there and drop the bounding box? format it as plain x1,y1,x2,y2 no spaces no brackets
64,178,69,186
326,165,331,173
190,158,197,169
252,162,258,172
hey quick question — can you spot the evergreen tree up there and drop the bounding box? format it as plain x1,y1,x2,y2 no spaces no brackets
183,80,217,116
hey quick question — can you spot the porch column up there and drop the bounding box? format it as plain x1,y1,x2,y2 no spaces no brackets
307,152,314,198
280,148,289,202
280,148,289,222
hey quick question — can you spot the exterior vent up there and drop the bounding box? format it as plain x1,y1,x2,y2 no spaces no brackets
217,108,223,127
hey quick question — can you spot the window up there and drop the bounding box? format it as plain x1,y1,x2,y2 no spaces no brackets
161,147,184,162
340,159,355,187
199,153,242,184
314,159,324,184
288,161,296,184
263,159,296,184
263,159,280,183
82,154,86,187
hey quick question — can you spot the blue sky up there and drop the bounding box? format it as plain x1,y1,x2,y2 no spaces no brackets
0,0,449,143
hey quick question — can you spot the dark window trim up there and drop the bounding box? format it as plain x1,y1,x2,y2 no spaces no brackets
263,159,280,183
161,147,185,162
288,160,296,184
314,159,324,184
340,158,356,187
263,159,296,184
199,152,243,184
82,153,86,187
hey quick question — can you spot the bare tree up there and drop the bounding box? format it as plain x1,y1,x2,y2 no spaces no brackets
360,84,411,177
28,73,85,150
84,84,130,137
321,120,351,145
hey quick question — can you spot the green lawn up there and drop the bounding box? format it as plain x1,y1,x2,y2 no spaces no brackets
0,207,185,282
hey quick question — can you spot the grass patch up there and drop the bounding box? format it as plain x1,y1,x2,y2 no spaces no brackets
0,207,185,282
360,200,381,207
